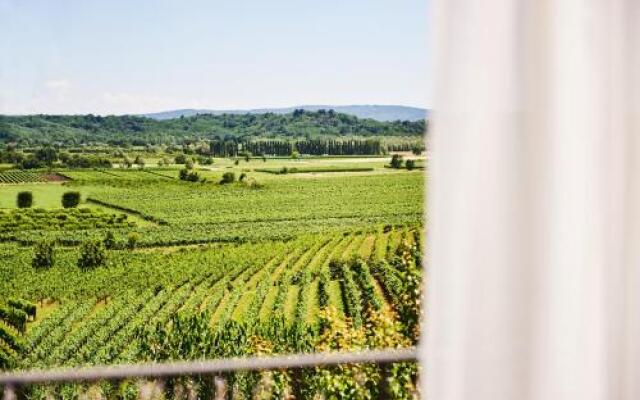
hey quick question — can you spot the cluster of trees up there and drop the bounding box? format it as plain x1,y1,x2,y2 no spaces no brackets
63,154,111,168
0,147,111,169
118,154,146,169
32,239,107,270
389,155,418,170
32,231,141,271
173,153,213,166
17,191,80,208
208,138,385,157
387,143,425,155
0,111,425,147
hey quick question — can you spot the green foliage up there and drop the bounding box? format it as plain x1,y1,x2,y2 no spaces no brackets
103,231,116,250
0,208,133,240
0,112,425,147
220,172,235,184
179,168,200,182
0,152,423,398
32,241,55,270
16,191,32,208
61,191,81,208
63,154,112,168
390,154,404,169
199,156,213,165
0,173,421,247
0,299,30,369
34,146,58,166
0,306,27,334
405,159,415,170
0,228,422,399
317,270,330,308
7,298,36,320
0,324,25,369
256,166,374,174
174,153,187,164
127,232,140,249
77,240,107,270
371,242,422,343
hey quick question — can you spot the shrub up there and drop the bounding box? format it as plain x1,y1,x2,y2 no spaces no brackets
220,172,235,184
242,177,262,188
17,191,33,208
174,154,187,164
179,168,200,182
77,240,107,270
32,241,55,269
62,191,81,208
390,154,404,169
406,159,416,170
127,232,140,249
104,231,116,250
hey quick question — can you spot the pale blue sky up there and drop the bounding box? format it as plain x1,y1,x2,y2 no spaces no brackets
0,0,430,115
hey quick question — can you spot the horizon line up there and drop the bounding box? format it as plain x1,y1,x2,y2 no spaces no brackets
0,103,430,117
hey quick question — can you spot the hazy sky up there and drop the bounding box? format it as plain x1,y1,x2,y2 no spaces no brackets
0,0,430,115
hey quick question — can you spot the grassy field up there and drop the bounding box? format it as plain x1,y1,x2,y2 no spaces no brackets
0,184,79,209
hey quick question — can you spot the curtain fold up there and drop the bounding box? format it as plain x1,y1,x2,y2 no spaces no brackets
424,1,640,399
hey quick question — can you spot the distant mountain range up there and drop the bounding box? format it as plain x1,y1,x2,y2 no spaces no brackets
143,105,428,122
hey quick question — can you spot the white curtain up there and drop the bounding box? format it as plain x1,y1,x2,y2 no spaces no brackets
424,1,640,399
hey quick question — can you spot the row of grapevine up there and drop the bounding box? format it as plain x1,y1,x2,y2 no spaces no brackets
16,230,417,370
0,171,59,183
0,299,33,369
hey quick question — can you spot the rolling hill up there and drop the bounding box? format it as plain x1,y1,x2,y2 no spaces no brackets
143,105,428,122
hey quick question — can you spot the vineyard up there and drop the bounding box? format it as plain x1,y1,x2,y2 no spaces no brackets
1,227,421,398
0,208,134,235
0,158,424,399
0,172,423,246
0,171,69,184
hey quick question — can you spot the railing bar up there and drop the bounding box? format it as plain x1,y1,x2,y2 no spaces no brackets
1,348,417,385
2,383,16,400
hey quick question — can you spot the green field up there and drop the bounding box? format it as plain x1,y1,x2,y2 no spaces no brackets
0,157,423,399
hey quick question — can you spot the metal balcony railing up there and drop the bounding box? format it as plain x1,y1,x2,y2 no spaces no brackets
0,348,417,400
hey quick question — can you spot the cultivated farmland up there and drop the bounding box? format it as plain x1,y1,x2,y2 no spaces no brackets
0,156,424,399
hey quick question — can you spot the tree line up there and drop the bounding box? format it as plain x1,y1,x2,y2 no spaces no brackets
212,138,386,157
0,110,426,147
